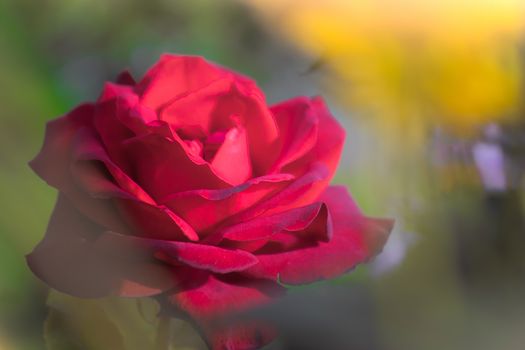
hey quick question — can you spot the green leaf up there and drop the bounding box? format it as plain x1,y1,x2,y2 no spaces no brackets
45,292,129,350
44,291,207,350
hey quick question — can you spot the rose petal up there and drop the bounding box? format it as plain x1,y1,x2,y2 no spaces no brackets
162,269,283,350
161,78,279,175
29,103,94,189
72,127,155,204
96,232,258,274
159,77,233,133
231,162,330,224
211,127,252,185
29,105,130,232
269,96,319,172
309,96,346,177
117,201,199,241
70,128,199,241
282,96,345,177
211,82,279,175
158,243,258,274
71,160,200,241
221,202,332,243
266,96,345,210
161,173,295,233
208,322,276,350
93,92,137,169
71,160,200,242
122,133,231,198
167,162,329,244
115,70,136,86
137,55,243,110
26,195,174,298
165,269,284,320
243,186,393,284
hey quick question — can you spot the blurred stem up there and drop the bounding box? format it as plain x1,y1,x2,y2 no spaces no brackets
155,315,171,350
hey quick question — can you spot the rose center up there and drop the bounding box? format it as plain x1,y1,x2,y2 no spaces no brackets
178,127,228,163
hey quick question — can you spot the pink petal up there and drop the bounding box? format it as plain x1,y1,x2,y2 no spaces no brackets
282,96,345,178
158,243,258,274
96,232,258,274
116,201,199,241
160,173,295,233
71,159,199,241
29,103,94,189
220,202,332,243
29,105,130,232
70,128,199,241
211,127,252,185
166,269,284,320
26,195,174,298
122,133,231,198
269,96,319,172
210,82,279,175
309,96,346,178
30,115,197,241
243,186,393,284
136,55,240,110
231,162,330,224
265,96,345,212
159,77,233,133
161,78,279,177
163,270,283,349
71,127,155,204
208,322,276,350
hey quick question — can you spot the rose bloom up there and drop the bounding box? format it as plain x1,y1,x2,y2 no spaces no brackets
28,54,392,349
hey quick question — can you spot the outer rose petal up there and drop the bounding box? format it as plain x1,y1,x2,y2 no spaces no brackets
166,269,285,319
92,87,138,169
137,55,247,110
230,162,331,225
243,186,393,284
220,202,332,243
115,70,136,86
95,232,258,274
31,107,199,242
71,157,200,241
71,127,156,204
269,97,319,172
26,195,174,298
29,103,94,189
208,322,276,350
161,269,283,350
69,127,199,241
265,97,346,214
29,104,130,233
97,83,158,135
159,77,233,133
283,96,345,180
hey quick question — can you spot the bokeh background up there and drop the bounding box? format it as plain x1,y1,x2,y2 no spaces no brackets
2,0,525,349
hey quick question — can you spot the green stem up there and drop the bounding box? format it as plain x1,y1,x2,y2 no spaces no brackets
155,315,171,350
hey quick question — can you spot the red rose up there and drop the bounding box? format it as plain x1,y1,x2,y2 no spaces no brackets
28,54,392,349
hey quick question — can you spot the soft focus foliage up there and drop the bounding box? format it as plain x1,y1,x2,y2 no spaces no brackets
44,292,207,350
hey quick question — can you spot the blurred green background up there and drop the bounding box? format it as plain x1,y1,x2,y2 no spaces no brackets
2,0,525,349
